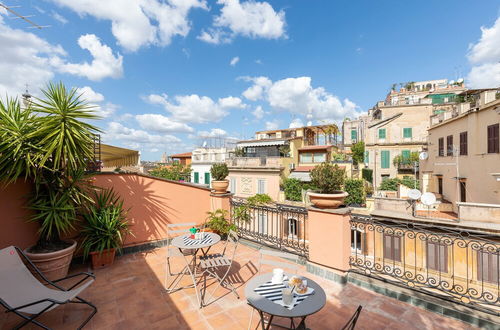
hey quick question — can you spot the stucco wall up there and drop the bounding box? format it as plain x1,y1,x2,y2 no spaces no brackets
227,170,281,201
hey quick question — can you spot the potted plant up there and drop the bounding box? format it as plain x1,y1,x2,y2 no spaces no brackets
0,82,100,280
210,163,229,194
204,209,236,237
308,163,348,209
81,188,131,269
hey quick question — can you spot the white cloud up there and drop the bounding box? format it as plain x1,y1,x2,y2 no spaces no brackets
145,93,245,123
230,56,240,66
135,114,194,133
289,118,304,128
241,76,272,101
199,0,286,44
0,13,65,96
252,105,265,119
265,120,279,130
50,0,207,52
467,17,500,88
52,11,68,24
76,86,118,118
58,34,123,81
103,122,181,151
197,128,228,137
243,76,362,121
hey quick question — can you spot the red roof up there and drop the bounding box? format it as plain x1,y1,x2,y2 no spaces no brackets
171,152,192,158
298,145,332,151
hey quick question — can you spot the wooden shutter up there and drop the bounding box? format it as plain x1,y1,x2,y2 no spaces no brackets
427,242,448,272
194,172,199,183
351,129,357,141
364,151,369,164
438,138,444,157
446,135,453,156
459,132,467,156
379,129,386,139
478,250,499,284
204,172,210,184
258,179,266,194
384,234,401,262
403,128,412,138
381,150,390,169
488,124,499,153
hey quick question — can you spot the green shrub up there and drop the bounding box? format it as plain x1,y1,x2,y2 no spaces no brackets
247,193,273,205
362,168,373,183
310,163,345,193
210,163,229,181
344,179,365,205
282,178,303,201
400,177,419,190
206,209,236,235
150,163,191,181
351,141,365,165
378,178,400,191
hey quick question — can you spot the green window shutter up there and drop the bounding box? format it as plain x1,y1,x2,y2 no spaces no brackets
351,129,357,140
204,173,210,184
402,150,410,160
364,151,369,164
379,128,386,139
403,128,412,138
381,150,390,168
194,172,199,183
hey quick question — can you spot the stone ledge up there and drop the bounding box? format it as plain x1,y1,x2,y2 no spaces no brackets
308,206,352,215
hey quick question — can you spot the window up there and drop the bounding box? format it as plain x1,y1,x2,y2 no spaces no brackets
383,234,401,262
427,241,448,273
313,152,326,163
351,129,357,141
487,124,499,154
446,135,453,156
257,179,266,194
438,177,443,195
460,180,466,203
364,151,369,164
478,250,499,285
381,150,390,169
287,218,298,238
299,152,313,163
230,177,236,193
459,132,468,156
438,138,444,157
351,229,363,253
204,172,210,185
378,128,386,139
194,172,199,184
403,128,412,138
401,149,410,161
381,174,390,181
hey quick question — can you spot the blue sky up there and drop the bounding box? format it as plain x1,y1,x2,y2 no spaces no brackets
1,0,500,160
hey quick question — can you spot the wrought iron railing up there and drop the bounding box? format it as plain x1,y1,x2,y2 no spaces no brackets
230,198,309,257
349,214,500,315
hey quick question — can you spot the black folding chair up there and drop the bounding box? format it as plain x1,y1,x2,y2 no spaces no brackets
341,305,363,330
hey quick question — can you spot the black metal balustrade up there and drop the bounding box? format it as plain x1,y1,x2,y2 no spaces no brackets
230,199,309,257
349,214,500,315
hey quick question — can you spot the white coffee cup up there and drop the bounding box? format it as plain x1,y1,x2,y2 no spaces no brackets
272,268,284,284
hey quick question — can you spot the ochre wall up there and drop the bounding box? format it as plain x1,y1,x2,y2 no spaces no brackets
0,174,215,250
0,180,39,249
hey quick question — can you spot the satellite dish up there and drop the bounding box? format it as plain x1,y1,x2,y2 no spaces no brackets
449,80,455,85
408,189,422,200
421,192,436,206
202,141,207,148
419,152,428,160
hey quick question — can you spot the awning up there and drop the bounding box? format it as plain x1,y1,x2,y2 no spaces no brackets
238,140,288,148
101,144,139,167
289,171,311,182
298,145,331,151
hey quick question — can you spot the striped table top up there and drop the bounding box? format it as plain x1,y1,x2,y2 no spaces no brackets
254,280,315,310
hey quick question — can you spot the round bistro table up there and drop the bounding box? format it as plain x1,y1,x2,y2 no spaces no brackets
245,273,326,330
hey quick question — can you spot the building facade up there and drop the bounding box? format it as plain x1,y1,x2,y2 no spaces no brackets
191,147,232,188
420,89,500,211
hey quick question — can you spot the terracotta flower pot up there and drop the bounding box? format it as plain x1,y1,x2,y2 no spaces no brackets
24,240,77,281
212,180,229,194
308,191,349,209
90,248,116,269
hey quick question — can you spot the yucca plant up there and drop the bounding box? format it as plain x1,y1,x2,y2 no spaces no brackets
0,82,101,251
80,188,132,259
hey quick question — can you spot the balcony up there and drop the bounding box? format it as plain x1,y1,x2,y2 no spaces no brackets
226,156,284,168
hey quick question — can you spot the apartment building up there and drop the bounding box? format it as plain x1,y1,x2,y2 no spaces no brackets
227,124,339,200
420,89,500,212
357,79,465,189
191,147,233,187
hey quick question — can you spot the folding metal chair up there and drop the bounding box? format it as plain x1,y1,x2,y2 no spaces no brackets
0,246,96,330
341,305,362,330
199,230,240,306
164,222,197,293
248,248,300,330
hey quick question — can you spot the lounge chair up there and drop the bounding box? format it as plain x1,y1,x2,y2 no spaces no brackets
0,246,96,329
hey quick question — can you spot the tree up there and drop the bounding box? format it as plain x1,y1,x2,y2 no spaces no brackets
351,141,365,165
150,163,191,181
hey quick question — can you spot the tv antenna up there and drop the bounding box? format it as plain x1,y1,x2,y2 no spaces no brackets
0,3,50,29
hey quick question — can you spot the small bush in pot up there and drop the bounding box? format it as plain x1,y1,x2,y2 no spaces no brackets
308,163,348,209
210,163,229,194
81,188,132,269
205,209,236,238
